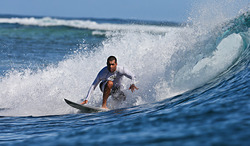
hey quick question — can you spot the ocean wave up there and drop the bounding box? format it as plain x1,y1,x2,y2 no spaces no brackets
166,11,249,92
0,16,180,33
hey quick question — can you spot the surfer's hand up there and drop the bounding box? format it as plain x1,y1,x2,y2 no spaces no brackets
129,84,138,93
81,100,88,105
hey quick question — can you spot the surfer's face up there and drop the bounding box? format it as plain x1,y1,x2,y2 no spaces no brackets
107,60,117,72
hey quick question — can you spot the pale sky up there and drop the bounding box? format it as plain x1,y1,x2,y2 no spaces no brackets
0,0,193,22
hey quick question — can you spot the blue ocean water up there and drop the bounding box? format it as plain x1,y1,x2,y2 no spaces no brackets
0,1,250,146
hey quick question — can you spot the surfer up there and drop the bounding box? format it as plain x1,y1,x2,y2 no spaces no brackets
81,56,138,109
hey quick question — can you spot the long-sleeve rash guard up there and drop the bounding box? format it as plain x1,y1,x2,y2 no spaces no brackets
85,66,136,101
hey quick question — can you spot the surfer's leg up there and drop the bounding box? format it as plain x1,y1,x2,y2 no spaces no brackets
102,80,113,109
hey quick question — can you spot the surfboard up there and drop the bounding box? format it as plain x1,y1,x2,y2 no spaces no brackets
64,98,109,113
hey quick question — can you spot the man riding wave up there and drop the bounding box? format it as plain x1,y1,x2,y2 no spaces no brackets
81,56,138,109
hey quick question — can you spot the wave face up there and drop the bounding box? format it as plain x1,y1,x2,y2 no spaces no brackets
0,0,249,145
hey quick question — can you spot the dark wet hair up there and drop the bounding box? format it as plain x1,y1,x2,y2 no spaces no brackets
107,56,117,63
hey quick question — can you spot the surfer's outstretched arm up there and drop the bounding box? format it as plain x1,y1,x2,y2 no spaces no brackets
122,67,138,92
81,70,103,104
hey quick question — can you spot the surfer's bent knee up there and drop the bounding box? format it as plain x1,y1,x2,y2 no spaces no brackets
100,80,113,92
106,80,113,89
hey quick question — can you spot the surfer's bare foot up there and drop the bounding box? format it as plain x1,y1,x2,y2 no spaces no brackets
102,106,109,109
81,100,88,105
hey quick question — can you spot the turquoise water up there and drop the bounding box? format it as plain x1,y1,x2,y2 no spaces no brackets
0,2,249,145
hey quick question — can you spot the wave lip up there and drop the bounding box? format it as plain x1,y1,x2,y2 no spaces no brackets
192,33,243,74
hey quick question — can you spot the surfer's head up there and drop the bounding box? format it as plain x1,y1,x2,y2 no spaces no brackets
107,56,117,72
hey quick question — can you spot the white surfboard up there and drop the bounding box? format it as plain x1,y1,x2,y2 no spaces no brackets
64,98,109,113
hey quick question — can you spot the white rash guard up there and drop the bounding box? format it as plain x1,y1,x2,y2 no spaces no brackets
85,66,136,101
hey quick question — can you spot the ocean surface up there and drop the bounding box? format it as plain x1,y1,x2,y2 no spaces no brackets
0,1,249,146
